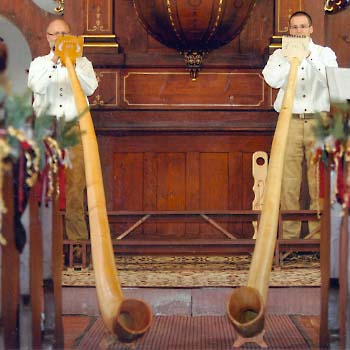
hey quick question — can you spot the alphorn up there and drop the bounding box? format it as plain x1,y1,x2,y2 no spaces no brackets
227,36,310,344
55,36,152,341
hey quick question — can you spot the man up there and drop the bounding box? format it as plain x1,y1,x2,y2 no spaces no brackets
28,19,98,244
262,11,338,239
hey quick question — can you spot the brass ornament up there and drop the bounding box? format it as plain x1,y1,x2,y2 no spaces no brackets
183,51,206,81
54,0,64,14
324,0,349,13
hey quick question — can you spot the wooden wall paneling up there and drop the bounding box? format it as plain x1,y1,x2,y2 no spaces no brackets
199,153,229,238
108,133,272,156
325,10,350,67
228,152,244,238
93,110,278,131
108,133,273,241
115,0,149,54
186,152,200,237
122,69,269,110
238,0,275,58
304,0,326,46
143,152,158,237
98,135,114,211
113,152,144,238
113,152,144,210
156,153,186,238
90,69,119,107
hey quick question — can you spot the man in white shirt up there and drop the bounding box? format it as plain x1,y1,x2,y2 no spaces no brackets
28,19,98,244
262,11,338,239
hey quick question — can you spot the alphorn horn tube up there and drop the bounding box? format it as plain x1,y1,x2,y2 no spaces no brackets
227,54,302,338
58,36,152,341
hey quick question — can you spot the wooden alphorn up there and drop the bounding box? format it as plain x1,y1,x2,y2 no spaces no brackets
55,35,152,342
227,36,310,345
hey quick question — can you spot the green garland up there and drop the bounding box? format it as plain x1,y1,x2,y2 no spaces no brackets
1,86,80,170
313,103,350,151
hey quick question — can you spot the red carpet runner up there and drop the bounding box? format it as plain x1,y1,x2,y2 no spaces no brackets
76,315,312,349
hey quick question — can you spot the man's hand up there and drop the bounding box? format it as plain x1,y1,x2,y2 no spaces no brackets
51,54,59,64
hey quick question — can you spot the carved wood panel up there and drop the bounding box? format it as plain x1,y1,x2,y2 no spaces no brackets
121,70,270,109
89,68,275,110
90,69,119,106
85,0,113,33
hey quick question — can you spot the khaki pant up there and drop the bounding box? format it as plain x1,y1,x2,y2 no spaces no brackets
65,135,88,240
281,117,320,239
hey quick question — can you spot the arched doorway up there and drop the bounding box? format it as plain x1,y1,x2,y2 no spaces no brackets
0,15,32,94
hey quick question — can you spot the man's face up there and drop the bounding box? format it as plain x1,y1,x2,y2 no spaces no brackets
46,20,70,50
289,15,313,37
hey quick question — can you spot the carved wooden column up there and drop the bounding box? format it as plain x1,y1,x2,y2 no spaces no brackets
65,0,119,56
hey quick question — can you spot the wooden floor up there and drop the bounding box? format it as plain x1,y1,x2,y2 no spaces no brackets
62,315,321,349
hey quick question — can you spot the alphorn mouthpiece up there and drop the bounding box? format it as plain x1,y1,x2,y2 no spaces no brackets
282,35,310,60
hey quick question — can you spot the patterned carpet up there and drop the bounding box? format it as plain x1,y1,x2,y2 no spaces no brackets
75,315,313,349
62,254,320,287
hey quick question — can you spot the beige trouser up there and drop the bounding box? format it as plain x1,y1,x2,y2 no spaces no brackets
65,134,89,240
281,117,320,239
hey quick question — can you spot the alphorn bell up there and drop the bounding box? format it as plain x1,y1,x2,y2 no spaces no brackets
55,36,152,341
227,36,310,345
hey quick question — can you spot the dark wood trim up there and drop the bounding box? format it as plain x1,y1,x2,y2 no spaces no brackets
29,188,43,348
52,196,64,347
320,166,331,347
1,167,19,349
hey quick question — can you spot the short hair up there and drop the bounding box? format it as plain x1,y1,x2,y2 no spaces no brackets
289,11,313,26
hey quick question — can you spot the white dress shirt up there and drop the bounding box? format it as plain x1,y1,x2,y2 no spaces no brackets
262,40,338,113
28,51,98,121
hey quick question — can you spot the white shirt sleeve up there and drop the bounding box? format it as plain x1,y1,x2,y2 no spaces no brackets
28,56,58,95
75,57,98,96
307,46,338,88
262,49,290,89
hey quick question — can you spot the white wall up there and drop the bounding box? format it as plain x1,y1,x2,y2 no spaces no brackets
0,15,32,95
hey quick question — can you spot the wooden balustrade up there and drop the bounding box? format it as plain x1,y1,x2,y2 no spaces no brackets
62,209,321,269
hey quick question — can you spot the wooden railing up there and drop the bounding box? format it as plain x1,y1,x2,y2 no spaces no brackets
62,209,321,269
